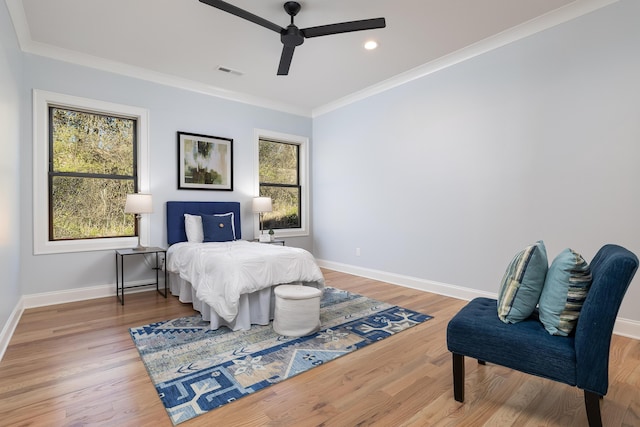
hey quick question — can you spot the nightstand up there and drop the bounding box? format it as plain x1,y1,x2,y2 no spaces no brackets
251,239,285,246
115,247,167,305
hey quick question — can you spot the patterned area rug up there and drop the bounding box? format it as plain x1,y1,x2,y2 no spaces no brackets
129,287,432,425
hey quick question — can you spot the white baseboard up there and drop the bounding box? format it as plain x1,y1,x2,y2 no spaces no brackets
317,259,496,301
613,317,640,340
22,284,114,309
0,281,160,362
21,280,159,309
0,298,25,363
317,259,640,340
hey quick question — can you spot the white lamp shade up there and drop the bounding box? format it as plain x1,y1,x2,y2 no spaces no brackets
252,196,272,213
124,193,153,214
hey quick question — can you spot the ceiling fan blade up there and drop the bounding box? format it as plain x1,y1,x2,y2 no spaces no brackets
277,45,296,76
199,0,284,34
301,17,385,38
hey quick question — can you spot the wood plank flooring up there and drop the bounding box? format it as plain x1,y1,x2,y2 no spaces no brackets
1,268,639,426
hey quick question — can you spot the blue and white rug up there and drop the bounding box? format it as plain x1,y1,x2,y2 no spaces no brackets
129,287,432,425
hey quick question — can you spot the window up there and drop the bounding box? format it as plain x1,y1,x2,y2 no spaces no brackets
259,139,300,229
49,107,136,241
34,90,149,254
255,129,308,238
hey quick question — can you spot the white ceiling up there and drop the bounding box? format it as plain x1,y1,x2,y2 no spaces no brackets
7,0,615,116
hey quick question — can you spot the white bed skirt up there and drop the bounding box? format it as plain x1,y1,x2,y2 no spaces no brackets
169,272,323,331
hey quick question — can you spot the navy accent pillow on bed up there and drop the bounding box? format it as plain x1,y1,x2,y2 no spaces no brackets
201,213,236,242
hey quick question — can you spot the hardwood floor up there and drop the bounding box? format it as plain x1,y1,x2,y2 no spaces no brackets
1,268,639,426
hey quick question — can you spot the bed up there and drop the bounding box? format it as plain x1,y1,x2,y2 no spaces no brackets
165,201,325,331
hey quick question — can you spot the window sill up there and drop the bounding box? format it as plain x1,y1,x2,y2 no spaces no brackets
253,230,308,240
34,236,141,255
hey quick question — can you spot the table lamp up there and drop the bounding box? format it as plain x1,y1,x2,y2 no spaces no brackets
124,193,153,250
252,196,272,242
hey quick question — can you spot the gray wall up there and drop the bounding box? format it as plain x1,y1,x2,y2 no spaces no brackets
18,56,312,295
312,0,640,321
0,1,22,332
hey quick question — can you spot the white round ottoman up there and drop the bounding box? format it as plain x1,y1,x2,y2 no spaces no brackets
273,285,322,337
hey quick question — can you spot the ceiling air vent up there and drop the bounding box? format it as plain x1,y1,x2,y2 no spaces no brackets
217,66,243,76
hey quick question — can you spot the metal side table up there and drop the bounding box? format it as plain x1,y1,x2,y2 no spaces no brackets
115,247,167,305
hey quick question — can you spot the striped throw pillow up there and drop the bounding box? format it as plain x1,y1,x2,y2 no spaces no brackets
497,241,548,323
538,248,592,336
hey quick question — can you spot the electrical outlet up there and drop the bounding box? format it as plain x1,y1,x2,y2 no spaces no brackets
356,247,361,256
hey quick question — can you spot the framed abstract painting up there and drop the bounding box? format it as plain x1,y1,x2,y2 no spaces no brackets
177,131,233,191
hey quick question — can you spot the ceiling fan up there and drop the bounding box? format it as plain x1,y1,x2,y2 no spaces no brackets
199,0,386,76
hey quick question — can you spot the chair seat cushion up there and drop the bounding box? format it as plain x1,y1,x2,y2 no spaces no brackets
447,297,577,386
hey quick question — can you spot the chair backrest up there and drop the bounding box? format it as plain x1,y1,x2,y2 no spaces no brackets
574,244,638,395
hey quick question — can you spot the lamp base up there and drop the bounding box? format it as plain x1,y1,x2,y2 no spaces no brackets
132,234,147,251
259,234,271,243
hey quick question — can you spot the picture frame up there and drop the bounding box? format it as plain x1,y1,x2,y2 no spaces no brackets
177,131,233,191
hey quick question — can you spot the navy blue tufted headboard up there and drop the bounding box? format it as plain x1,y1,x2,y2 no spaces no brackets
166,201,242,246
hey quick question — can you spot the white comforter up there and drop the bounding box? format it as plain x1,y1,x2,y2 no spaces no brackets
166,240,325,322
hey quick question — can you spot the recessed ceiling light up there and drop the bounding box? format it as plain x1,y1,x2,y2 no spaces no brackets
364,40,378,50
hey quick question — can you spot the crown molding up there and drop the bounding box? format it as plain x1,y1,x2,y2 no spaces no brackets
5,0,618,122
312,0,620,117
5,0,311,118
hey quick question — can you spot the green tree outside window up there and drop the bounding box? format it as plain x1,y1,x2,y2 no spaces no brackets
258,139,301,230
50,107,137,240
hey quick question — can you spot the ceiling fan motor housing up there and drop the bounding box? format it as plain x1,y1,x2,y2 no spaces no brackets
282,25,304,47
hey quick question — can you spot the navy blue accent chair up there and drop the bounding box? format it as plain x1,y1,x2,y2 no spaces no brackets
447,244,638,427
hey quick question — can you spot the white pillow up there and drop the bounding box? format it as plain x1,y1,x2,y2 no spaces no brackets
184,213,203,243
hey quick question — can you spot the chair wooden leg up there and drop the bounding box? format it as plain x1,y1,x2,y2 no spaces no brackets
584,390,603,427
452,353,465,402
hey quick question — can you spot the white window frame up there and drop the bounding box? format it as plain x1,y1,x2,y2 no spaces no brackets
254,129,309,239
33,89,150,254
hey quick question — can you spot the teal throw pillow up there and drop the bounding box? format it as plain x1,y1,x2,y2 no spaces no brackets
201,212,236,242
497,240,548,324
538,248,592,336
